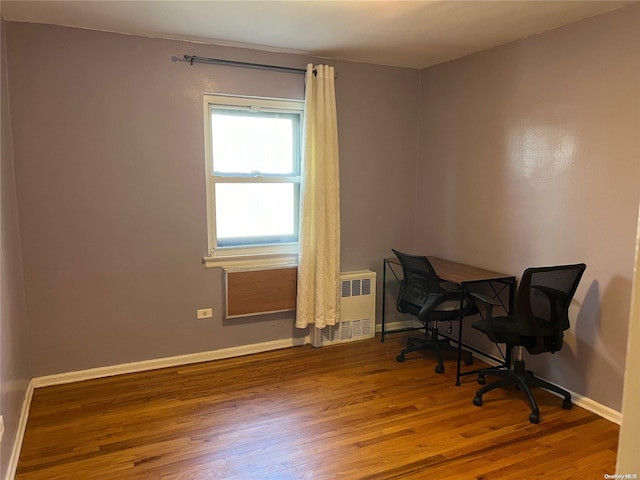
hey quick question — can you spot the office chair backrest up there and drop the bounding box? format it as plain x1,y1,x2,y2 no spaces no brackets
516,263,586,354
392,249,440,316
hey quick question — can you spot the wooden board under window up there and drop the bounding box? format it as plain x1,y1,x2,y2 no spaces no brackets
225,267,297,318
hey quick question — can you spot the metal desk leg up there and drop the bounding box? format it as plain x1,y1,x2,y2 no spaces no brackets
381,259,387,342
508,278,516,314
455,284,465,386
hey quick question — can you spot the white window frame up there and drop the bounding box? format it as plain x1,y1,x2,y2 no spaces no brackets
202,94,304,269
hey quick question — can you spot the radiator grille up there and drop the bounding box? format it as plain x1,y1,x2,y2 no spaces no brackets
311,270,376,347
341,277,371,298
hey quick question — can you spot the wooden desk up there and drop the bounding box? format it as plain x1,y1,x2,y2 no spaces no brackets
382,256,516,385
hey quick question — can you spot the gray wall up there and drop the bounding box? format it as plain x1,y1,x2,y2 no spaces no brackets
416,4,640,412
1,17,31,480
4,22,419,377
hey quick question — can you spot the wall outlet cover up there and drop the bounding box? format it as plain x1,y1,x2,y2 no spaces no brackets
197,308,213,319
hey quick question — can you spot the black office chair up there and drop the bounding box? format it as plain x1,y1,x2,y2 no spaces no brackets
392,249,477,374
471,263,586,424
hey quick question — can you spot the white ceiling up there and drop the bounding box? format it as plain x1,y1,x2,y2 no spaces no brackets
1,0,635,69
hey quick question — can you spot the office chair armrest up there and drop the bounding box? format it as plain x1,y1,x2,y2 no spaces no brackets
469,292,501,342
532,285,567,319
531,285,570,333
469,292,501,310
417,291,466,320
438,280,460,292
532,285,565,301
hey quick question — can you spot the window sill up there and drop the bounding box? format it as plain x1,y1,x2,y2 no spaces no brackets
203,252,298,269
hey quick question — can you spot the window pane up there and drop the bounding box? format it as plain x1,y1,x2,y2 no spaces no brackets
211,110,297,175
215,183,297,247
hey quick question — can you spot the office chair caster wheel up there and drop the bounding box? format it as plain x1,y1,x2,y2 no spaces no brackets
464,356,474,366
435,364,444,374
472,395,483,407
477,374,486,385
562,399,572,410
396,354,405,363
529,412,540,424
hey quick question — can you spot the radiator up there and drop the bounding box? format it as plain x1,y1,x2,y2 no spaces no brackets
310,270,377,347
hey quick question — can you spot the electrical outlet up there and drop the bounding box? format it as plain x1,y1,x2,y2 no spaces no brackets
197,308,213,319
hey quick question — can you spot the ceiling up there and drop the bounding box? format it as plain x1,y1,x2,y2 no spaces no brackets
1,0,635,69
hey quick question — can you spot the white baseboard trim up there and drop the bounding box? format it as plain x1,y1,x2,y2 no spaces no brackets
378,323,622,425
32,337,307,388
5,380,34,480
571,391,622,424
376,319,422,334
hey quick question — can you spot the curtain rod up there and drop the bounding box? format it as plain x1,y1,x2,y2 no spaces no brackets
182,55,308,74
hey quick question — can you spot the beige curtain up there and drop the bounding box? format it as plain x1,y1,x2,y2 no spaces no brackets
295,64,341,329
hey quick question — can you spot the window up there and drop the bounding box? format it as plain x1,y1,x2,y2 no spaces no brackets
203,94,304,267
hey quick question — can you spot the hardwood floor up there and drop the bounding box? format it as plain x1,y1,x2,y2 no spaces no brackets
17,335,619,479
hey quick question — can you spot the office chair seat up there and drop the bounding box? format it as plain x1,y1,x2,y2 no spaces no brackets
471,317,537,350
431,298,468,312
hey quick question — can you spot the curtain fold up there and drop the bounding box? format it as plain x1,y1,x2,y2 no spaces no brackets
295,64,341,329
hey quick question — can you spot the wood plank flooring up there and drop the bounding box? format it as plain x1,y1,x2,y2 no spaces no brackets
17,335,619,479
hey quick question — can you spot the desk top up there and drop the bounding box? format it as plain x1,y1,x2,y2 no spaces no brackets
385,256,514,285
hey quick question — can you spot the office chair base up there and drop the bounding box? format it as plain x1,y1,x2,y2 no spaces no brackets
396,334,473,374
472,360,572,424
477,367,515,385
